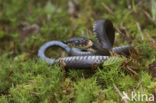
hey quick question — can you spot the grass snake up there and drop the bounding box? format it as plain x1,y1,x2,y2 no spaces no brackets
38,19,133,69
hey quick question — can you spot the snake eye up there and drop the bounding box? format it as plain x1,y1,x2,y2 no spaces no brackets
74,40,79,45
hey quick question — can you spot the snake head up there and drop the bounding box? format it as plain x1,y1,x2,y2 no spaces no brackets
65,37,93,49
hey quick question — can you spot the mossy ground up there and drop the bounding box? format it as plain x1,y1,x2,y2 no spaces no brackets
0,0,156,103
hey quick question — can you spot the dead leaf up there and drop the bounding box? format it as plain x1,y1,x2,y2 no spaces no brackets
18,22,40,42
149,61,156,78
68,0,80,18
146,32,156,49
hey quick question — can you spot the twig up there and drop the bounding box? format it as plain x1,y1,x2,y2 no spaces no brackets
113,83,128,103
127,66,138,76
145,32,156,49
63,80,71,94
86,29,89,38
145,32,155,43
30,91,40,97
81,30,84,37
98,92,102,103
120,23,132,42
114,25,132,43
136,81,142,89
143,10,156,26
136,22,144,40
101,2,114,14
114,25,125,37
64,80,71,90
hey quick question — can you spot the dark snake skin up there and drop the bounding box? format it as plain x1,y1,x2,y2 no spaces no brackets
38,19,133,69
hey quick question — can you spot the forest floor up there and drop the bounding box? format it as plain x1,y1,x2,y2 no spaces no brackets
0,0,156,103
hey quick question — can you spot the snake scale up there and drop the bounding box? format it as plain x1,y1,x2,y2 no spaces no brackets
38,19,133,69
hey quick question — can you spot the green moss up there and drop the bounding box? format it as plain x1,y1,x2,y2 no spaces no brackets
0,96,8,103
74,78,100,103
0,0,156,102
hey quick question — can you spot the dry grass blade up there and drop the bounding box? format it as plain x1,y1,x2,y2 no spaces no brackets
68,0,80,18
127,66,138,76
143,10,156,26
136,22,144,40
113,83,128,103
114,25,132,43
101,2,114,14
120,24,132,43
146,32,156,49
98,92,102,103
30,91,40,97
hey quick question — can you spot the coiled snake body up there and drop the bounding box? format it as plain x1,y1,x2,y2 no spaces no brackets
38,19,132,69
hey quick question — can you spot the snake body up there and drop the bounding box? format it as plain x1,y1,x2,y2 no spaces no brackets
38,19,132,69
